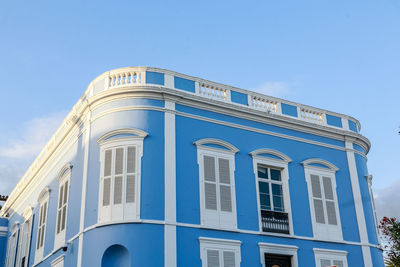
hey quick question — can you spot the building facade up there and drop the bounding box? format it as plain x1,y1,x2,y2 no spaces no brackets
0,67,383,267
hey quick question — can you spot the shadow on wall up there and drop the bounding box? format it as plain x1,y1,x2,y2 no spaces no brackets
102,244,130,267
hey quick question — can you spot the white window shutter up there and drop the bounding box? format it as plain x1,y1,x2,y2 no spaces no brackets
204,156,216,182
218,159,230,184
223,251,235,267
114,176,123,204
126,175,135,203
115,148,124,175
103,178,111,206
311,175,325,224
333,260,344,267
322,176,334,200
320,259,331,267
220,185,232,212
207,249,220,267
104,150,112,176
205,183,217,210
127,146,136,173
311,175,322,198
326,201,338,225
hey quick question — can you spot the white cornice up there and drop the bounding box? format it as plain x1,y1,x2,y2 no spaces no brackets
97,128,149,144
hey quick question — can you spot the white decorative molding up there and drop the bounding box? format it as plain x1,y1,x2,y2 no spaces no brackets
199,237,242,246
51,255,64,267
37,187,50,202
313,248,348,256
56,163,73,182
302,158,339,172
249,148,292,162
259,242,298,267
97,128,148,144
194,138,239,153
22,206,33,220
365,174,373,186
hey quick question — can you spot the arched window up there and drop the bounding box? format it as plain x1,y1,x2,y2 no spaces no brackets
101,244,130,267
195,138,239,229
97,128,148,223
302,158,342,241
35,187,50,263
5,222,19,267
55,163,72,249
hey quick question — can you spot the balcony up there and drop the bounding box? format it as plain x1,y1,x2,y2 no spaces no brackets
261,210,290,234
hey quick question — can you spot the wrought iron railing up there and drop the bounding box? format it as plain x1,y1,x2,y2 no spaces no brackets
261,210,290,234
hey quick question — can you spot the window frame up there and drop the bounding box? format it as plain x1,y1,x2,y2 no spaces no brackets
98,138,144,223
54,164,72,250
259,242,298,267
5,223,19,267
35,187,50,264
251,150,293,235
197,144,238,230
313,248,348,267
199,237,241,267
303,159,342,241
15,207,33,267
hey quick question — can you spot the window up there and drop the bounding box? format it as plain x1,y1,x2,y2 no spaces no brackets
250,149,292,234
259,242,298,267
313,248,348,267
54,164,72,249
16,207,34,267
199,237,241,267
5,223,19,267
35,187,50,263
195,138,238,229
303,159,342,240
97,129,147,223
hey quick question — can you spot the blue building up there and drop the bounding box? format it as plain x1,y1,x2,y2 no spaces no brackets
0,67,383,267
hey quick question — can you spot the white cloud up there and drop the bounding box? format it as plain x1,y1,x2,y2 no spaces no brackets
0,112,66,159
0,111,66,195
374,179,400,220
254,81,292,98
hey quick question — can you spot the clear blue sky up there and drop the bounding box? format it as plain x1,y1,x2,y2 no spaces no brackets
0,0,399,217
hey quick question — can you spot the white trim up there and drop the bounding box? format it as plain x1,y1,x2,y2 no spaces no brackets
249,148,292,162
304,165,343,241
258,242,298,267
345,141,373,266
51,255,64,267
313,248,348,267
5,222,19,267
302,158,339,172
197,146,238,229
97,128,148,144
164,100,177,267
37,187,50,203
22,206,33,220
54,168,71,250
365,174,380,243
77,113,91,267
199,237,241,267
98,134,145,223
251,154,294,235
194,138,239,153
35,196,49,264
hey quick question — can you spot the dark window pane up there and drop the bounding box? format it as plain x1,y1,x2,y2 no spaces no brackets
259,181,269,194
273,195,284,212
271,184,283,196
257,166,268,179
270,169,281,181
260,193,271,210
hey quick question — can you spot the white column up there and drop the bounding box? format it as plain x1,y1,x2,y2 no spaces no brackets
164,100,177,267
345,140,372,266
77,112,91,267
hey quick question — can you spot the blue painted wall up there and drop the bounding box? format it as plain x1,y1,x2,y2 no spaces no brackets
326,114,343,128
281,103,298,117
230,91,248,105
146,71,164,86
81,224,163,267
348,120,358,133
0,217,8,267
174,77,195,93
175,104,361,242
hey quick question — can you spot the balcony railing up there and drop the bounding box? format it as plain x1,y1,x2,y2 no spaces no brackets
261,210,290,234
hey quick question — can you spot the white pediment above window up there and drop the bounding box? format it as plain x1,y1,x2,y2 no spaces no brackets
97,128,149,145
302,158,339,172
249,148,292,163
194,138,239,154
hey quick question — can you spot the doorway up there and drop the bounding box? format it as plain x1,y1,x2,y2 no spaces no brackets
265,253,292,267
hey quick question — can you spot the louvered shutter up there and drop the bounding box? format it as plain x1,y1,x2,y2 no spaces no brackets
57,185,63,233
323,176,337,225
223,251,235,267
103,178,111,206
204,156,217,210
332,260,344,267
61,180,68,231
207,249,220,267
311,175,325,224
114,148,124,204
126,146,136,203
320,259,331,267
219,159,232,212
